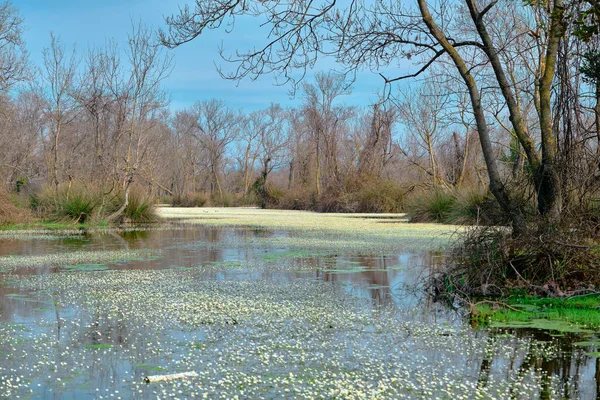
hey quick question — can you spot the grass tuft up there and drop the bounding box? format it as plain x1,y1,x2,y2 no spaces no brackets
406,190,456,223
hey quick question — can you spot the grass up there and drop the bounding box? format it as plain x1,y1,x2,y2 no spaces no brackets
122,192,157,223
59,192,98,223
30,186,98,224
447,189,502,225
405,190,456,223
26,185,158,225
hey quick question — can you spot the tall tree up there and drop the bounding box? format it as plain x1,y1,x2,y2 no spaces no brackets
161,0,577,232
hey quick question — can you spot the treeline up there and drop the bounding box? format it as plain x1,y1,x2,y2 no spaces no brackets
2,1,600,231
0,6,492,222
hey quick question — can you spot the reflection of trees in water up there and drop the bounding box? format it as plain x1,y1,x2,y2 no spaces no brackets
474,329,599,399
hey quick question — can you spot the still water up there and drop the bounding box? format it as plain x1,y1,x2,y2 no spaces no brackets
0,224,598,399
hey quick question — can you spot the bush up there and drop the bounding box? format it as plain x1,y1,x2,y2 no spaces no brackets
30,185,157,225
31,186,98,223
172,192,209,207
210,191,235,207
353,181,405,213
60,192,98,223
405,190,457,223
275,187,316,210
271,180,406,213
122,192,157,223
434,223,600,298
0,190,32,225
232,192,259,207
447,188,503,225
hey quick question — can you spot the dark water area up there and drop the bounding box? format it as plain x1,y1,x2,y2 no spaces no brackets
0,224,599,399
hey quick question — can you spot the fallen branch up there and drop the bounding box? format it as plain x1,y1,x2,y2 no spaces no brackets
553,240,590,249
144,371,199,383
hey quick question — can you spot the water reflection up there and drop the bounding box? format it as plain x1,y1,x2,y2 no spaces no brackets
0,225,599,398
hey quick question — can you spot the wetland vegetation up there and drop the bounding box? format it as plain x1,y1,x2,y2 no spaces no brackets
3,0,600,398
0,208,599,399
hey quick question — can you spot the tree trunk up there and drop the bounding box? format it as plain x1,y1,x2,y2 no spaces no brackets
106,177,131,223
537,1,565,222
418,0,525,234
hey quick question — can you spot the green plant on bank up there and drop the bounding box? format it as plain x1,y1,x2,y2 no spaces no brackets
30,186,98,224
121,192,157,223
25,185,158,225
470,294,600,330
447,189,503,225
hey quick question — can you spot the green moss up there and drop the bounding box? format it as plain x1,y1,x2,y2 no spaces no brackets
472,294,600,332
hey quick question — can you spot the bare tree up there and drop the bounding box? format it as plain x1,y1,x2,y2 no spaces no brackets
190,99,241,198
302,71,351,195
0,1,28,91
356,103,396,182
40,33,78,196
255,103,288,207
105,22,173,221
161,0,579,231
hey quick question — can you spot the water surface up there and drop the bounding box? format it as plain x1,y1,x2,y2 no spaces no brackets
0,221,598,399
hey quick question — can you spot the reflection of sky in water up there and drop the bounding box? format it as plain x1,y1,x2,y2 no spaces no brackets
0,225,599,398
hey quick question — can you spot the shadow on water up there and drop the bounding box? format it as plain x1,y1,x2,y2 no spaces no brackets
0,224,599,398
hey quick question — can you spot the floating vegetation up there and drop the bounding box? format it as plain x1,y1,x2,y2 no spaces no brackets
472,295,600,331
0,212,597,399
159,207,461,253
63,264,110,272
0,228,85,240
0,267,589,399
0,249,161,271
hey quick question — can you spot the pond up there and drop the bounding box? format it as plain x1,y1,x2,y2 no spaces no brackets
0,208,598,399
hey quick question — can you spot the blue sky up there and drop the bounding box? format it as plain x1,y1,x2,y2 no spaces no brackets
17,0,406,111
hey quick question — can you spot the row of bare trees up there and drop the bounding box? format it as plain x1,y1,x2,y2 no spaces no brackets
0,1,486,211
158,0,600,227
4,1,600,221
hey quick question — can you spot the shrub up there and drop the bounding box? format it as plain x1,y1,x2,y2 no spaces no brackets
172,192,209,207
211,191,234,207
0,190,32,225
122,192,157,223
31,186,98,223
434,222,600,298
275,187,316,210
232,192,259,207
405,190,456,223
60,191,98,223
447,188,503,225
353,181,405,213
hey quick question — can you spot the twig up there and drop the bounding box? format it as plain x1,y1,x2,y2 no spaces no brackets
470,300,525,313
564,290,600,300
553,240,590,249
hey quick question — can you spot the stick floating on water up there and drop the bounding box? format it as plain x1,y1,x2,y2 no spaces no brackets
144,371,199,383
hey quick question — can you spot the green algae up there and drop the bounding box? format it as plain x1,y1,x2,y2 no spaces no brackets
474,295,600,333
63,264,110,271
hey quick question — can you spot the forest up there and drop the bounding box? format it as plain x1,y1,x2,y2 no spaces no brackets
1,0,600,290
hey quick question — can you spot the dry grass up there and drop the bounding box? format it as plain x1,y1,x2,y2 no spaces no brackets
0,190,32,225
